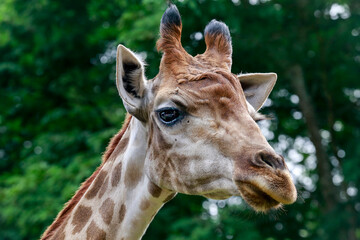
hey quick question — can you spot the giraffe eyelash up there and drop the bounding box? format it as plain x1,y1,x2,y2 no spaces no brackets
253,113,272,122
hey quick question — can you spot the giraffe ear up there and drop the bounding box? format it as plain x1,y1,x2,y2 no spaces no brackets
238,73,277,111
116,44,147,120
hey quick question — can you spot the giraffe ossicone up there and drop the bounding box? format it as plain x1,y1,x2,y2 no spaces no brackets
42,4,296,240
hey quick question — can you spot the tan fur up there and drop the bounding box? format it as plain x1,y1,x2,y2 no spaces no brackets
203,34,232,69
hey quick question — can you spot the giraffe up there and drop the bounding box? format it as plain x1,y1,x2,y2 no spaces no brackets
41,4,297,240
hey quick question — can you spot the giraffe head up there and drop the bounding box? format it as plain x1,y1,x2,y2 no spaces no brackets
116,5,296,212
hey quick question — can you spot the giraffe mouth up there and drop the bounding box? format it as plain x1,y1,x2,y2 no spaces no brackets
236,182,281,212
233,165,297,212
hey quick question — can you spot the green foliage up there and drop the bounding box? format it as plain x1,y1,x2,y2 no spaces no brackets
0,0,359,239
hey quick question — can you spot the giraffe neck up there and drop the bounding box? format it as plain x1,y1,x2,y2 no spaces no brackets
53,117,175,240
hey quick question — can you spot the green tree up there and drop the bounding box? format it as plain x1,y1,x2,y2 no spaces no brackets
0,0,359,239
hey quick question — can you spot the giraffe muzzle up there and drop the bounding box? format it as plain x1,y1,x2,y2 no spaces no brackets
233,149,297,212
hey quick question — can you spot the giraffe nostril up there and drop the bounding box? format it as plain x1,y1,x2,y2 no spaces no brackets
262,158,274,168
256,150,285,170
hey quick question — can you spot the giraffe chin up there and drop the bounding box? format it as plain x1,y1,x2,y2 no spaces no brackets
237,183,282,212
203,191,233,200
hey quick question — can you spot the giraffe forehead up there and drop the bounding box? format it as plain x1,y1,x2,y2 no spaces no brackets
153,71,245,112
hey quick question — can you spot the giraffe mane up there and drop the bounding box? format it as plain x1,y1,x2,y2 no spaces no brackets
103,114,132,162
41,114,132,239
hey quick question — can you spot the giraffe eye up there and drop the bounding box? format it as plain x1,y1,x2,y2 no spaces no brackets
156,107,184,126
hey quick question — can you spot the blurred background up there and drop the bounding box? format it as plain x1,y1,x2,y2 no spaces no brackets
0,0,359,239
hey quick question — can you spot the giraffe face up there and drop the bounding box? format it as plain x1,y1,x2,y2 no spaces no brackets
145,71,251,200
145,69,296,211
116,5,296,212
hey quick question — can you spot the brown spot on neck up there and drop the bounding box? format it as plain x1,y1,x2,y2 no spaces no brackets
117,136,129,154
72,205,92,234
148,181,162,198
85,170,108,199
99,198,115,225
118,204,126,223
124,162,142,189
111,162,122,187
98,176,109,199
140,199,150,211
51,217,68,240
86,221,106,240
